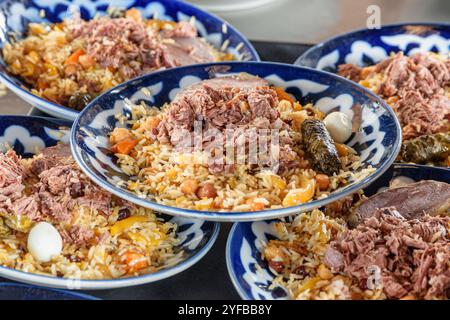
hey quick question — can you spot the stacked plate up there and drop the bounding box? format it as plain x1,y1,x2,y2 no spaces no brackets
0,0,448,300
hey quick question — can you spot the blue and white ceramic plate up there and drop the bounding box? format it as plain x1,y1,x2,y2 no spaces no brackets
0,282,98,300
295,23,450,72
0,0,259,120
72,61,402,222
226,163,450,300
0,116,219,290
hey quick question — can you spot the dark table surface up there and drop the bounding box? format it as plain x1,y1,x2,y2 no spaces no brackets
21,41,312,300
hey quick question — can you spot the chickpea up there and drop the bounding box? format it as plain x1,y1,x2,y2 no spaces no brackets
142,117,161,132
180,179,199,194
196,183,217,199
64,64,77,76
110,127,132,144
78,54,95,69
315,174,330,190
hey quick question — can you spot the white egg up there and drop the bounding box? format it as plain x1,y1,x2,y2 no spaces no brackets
27,222,62,263
323,111,353,143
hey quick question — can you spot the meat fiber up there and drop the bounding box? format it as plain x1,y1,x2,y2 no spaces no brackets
35,161,112,222
161,38,216,67
354,180,450,223
338,64,362,82
8,195,40,221
384,53,449,140
0,150,28,203
338,52,450,140
180,74,269,92
69,16,217,80
160,21,216,67
161,21,197,38
31,143,73,175
395,91,449,140
70,17,163,79
0,146,138,249
0,145,119,224
60,225,95,247
155,75,300,173
325,209,449,299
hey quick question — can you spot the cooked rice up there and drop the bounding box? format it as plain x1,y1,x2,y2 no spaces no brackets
2,10,234,108
112,98,374,212
264,210,386,300
0,152,182,280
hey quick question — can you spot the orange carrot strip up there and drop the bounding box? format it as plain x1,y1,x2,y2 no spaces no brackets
64,48,85,65
273,87,295,104
111,138,138,155
122,251,147,273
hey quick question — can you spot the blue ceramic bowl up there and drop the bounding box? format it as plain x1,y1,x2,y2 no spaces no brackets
0,282,98,300
0,0,259,120
295,23,450,72
0,116,219,290
226,163,450,300
71,61,402,222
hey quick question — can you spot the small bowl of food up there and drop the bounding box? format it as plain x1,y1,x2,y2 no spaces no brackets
0,116,219,290
226,163,450,300
0,0,259,120
72,61,401,221
295,23,450,167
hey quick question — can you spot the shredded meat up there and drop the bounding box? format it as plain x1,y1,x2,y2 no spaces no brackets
31,143,73,175
0,145,122,224
8,195,40,221
0,145,139,249
0,150,28,203
162,21,197,38
34,148,113,222
155,75,300,173
60,225,95,247
325,209,450,299
69,16,217,80
338,52,450,140
338,64,362,82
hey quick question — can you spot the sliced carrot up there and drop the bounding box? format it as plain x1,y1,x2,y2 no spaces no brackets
245,198,265,211
126,8,142,22
64,48,85,65
37,77,49,90
122,251,147,273
273,86,295,104
111,138,138,155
